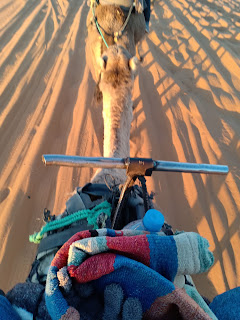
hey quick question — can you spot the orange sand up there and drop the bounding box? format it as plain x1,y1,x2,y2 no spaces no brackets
0,0,239,300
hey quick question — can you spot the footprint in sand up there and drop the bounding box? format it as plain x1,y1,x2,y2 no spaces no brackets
0,188,10,204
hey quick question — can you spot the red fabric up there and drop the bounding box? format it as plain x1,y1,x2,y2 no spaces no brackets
51,230,92,269
106,235,151,266
68,253,116,283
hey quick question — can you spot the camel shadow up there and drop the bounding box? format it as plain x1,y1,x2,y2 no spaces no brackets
131,0,240,299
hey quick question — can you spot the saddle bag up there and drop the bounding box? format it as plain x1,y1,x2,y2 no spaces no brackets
27,182,150,284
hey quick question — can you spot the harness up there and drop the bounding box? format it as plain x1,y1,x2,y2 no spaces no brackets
90,0,144,48
91,5,109,48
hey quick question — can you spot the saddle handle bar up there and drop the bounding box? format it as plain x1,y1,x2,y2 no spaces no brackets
42,155,229,175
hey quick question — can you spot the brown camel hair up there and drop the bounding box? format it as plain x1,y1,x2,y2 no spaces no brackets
91,45,139,185
86,4,145,83
86,4,145,185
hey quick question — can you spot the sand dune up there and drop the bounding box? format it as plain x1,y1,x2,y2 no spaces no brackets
0,0,239,301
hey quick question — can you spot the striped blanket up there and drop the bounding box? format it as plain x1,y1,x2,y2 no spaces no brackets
45,228,216,319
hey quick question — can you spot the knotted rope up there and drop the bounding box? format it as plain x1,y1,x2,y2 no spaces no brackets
29,201,112,244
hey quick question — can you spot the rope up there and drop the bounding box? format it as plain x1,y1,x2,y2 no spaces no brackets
29,201,112,244
112,175,136,229
114,4,134,41
138,176,150,212
92,6,109,48
91,1,134,48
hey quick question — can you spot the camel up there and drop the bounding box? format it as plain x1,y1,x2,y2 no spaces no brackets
86,2,145,84
86,2,145,186
91,44,139,185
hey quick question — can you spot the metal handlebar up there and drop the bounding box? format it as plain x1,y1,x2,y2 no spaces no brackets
42,155,229,175
42,155,126,169
153,160,229,174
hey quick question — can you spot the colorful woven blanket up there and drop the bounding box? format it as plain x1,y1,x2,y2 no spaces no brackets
45,228,215,319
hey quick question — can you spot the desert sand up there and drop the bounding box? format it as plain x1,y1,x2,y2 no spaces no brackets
0,0,239,301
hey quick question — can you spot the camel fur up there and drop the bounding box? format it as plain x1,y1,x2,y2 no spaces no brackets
86,3,144,185
86,4,145,83
91,45,139,185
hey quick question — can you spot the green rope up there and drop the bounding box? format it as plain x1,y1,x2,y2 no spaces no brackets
29,201,112,244
91,1,134,49
92,6,109,49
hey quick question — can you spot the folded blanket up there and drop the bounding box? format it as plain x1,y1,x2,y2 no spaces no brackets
185,285,217,320
5,228,240,320
0,295,21,320
209,287,240,320
45,228,214,319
